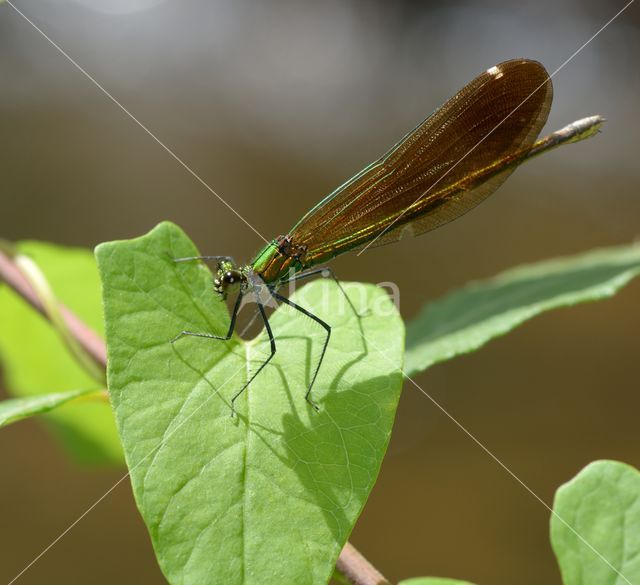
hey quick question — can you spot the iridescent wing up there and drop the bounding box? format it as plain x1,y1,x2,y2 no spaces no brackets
290,59,553,265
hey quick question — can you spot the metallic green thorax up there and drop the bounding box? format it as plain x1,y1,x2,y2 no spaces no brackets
250,237,309,284
251,242,278,275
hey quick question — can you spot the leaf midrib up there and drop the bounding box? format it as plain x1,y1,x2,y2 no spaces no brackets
240,337,251,584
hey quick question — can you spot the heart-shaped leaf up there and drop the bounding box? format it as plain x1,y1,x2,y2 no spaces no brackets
551,460,640,585
97,221,404,585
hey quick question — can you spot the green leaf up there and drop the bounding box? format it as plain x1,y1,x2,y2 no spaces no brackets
97,221,404,585
399,579,477,585
551,460,640,585
0,241,122,464
0,389,98,428
405,244,640,376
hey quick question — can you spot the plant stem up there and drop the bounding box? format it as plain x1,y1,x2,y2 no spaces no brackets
336,542,390,585
13,251,105,383
0,249,105,368
0,248,390,585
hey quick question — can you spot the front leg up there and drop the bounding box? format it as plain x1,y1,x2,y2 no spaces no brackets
172,254,235,265
229,298,276,416
171,291,243,343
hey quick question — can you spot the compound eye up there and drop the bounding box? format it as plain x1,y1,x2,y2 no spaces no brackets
225,271,235,283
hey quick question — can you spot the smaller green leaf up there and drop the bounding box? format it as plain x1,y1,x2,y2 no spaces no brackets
399,578,477,585
551,460,640,585
405,244,640,376
0,241,122,464
0,389,98,428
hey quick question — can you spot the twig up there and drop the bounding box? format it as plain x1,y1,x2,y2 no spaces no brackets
0,248,389,585
336,542,390,585
0,249,106,368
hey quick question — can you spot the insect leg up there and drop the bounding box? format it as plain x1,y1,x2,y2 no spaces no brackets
229,298,276,416
271,291,329,412
171,290,243,343
172,255,235,264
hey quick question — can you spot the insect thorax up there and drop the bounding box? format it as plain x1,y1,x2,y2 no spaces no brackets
250,235,308,284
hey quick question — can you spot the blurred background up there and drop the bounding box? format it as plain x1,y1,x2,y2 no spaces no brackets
1,0,639,583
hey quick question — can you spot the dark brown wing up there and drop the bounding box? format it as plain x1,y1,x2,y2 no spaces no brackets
289,59,552,265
